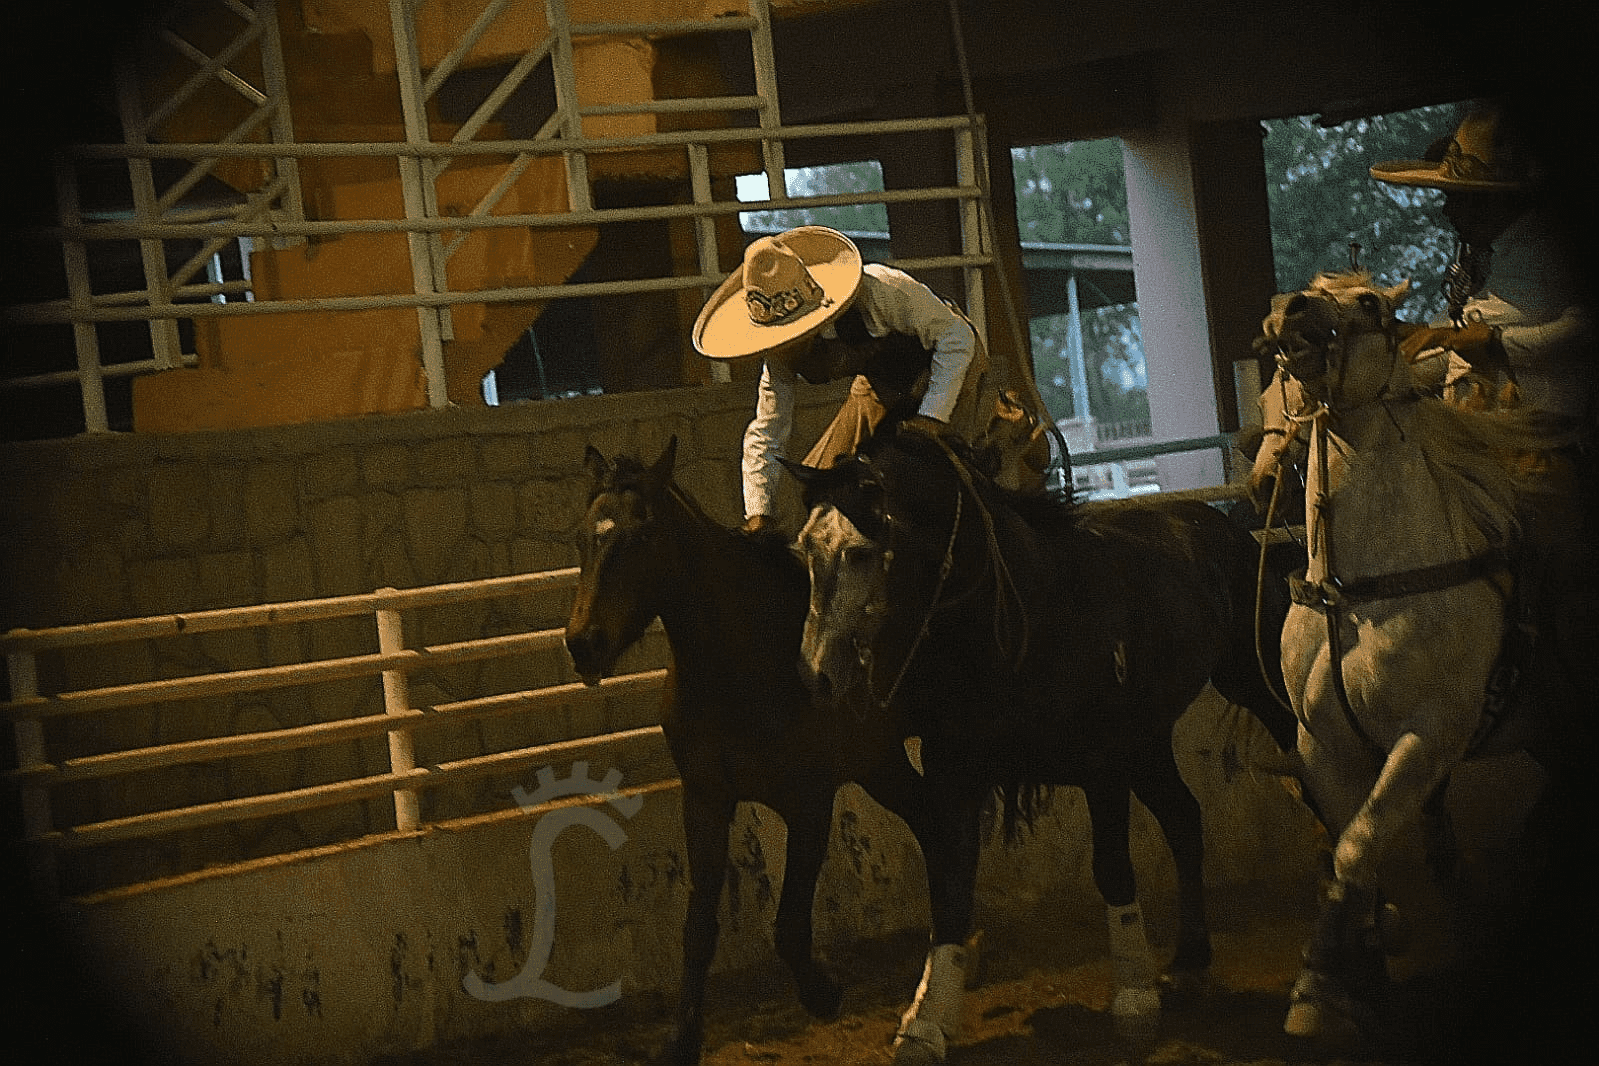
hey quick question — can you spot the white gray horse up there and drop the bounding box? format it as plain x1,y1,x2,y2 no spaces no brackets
1249,271,1585,1045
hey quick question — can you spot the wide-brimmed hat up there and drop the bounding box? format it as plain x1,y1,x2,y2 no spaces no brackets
1370,106,1531,193
693,226,863,360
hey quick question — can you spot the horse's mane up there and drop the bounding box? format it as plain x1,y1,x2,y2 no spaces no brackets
874,426,1079,532
601,454,798,567
1306,267,1376,294
1404,396,1581,546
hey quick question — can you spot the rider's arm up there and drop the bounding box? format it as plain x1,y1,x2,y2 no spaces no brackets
741,358,797,522
855,265,977,423
1501,304,1593,374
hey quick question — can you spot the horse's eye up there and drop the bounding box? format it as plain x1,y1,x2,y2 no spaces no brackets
1357,293,1382,315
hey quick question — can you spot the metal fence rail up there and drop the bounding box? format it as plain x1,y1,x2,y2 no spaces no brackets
2,0,995,432
2,568,671,901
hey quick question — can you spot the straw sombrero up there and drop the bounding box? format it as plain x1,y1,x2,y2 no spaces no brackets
1370,106,1531,193
693,226,863,359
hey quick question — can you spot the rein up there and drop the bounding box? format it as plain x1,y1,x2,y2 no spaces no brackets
867,435,1032,710
1250,373,1322,717
869,489,962,710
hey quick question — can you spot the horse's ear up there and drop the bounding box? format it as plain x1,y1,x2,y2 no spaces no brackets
1384,278,1413,306
648,435,679,484
583,445,610,484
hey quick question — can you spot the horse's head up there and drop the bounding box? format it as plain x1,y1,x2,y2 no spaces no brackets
1258,271,1413,409
786,428,973,710
972,389,1055,495
565,437,679,686
785,451,891,707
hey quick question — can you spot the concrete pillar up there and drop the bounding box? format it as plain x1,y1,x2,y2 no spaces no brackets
1120,124,1224,493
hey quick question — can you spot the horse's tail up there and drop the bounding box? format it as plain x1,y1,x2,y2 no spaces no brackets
986,781,1053,845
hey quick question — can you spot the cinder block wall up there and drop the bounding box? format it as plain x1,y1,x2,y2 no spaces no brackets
0,381,841,894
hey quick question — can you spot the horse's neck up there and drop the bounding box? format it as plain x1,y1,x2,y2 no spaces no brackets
1250,368,1311,492
1305,401,1495,583
653,497,732,622
653,494,801,660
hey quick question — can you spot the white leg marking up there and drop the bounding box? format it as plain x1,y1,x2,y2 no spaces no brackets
1106,901,1162,1021
895,942,967,1061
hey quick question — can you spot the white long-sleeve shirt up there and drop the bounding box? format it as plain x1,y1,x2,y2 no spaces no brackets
1464,212,1595,420
1402,211,1593,420
740,264,977,520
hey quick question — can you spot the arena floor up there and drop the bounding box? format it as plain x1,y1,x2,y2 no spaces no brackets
378,862,1586,1066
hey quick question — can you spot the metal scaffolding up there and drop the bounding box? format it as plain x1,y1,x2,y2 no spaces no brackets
2,0,993,434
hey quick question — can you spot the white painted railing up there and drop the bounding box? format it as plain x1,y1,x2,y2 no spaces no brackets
1,568,670,902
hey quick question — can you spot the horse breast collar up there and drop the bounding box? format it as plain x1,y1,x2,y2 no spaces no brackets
1276,287,1520,755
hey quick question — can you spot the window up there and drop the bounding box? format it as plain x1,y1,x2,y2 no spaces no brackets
1012,138,1154,498
1262,103,1465,327
736,162,890,235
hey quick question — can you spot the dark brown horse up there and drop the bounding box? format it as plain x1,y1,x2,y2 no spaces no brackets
788,426,1299,1062
564,438,941,1066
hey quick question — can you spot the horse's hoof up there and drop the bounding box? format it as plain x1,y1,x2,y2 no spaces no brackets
893,1017,948,1064
1284,997,1361,1046
1284,969,1369,1047
797,970,843,1020
963,929,985,989
1111,986,1162,1044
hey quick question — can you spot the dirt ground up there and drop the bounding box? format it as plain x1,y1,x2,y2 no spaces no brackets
381,867,1592,1066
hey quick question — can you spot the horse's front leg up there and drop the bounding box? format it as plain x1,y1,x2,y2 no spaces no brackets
893,768,985,1066
770,785,843,1020
662,782,735,1066
1333,731,1458,890
1288,730,1457,1044
1083,774,1163,1040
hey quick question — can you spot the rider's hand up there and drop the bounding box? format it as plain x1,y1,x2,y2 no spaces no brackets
741,514,776,536
1399,322,1506,374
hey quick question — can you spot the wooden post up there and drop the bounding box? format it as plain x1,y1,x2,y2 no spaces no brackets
6,650,59,900
375,602,421,831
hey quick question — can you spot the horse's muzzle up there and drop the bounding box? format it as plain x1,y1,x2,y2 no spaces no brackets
798,632,870,711
1274,294,1342,383
799,657,834,705
564,629,609,688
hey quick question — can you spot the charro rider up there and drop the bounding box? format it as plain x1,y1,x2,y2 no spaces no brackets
1251,106,1597,513
1373,103,1596,428
693,225,1051,534
1371,100,1598,688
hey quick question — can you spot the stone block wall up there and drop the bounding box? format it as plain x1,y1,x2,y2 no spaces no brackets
0,381,846,895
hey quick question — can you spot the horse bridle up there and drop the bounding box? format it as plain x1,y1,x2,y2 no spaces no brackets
859,434,1031,711
862,487,963,711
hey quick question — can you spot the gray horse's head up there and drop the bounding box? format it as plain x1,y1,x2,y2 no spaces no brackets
1258,271,1412,406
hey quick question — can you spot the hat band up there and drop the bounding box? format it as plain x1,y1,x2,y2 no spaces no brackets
745,271,828,326
1440,138,1499,184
